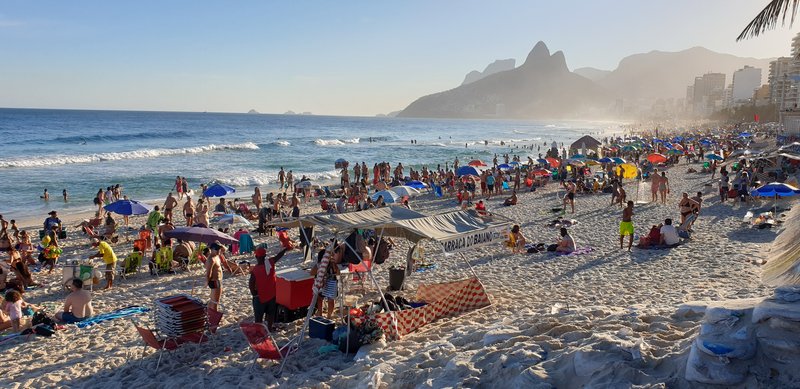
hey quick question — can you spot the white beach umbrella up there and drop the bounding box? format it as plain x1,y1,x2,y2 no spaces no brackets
390,185,421,198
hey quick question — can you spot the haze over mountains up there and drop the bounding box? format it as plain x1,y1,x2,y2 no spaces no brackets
397,42,774,119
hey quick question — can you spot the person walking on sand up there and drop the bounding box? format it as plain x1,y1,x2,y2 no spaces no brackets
650,169,660,203
173,176,184,200
620,201,634,251
205,242,225,311
163,192,178,220
563,180,576,214
658,172,670,204
278,167,285,190
183,196,195,226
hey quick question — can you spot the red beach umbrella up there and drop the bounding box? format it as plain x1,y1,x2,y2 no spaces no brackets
468,159,487,167
545,157,560,168
646,153,668,164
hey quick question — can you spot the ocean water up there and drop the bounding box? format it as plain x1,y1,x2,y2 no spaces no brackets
0,108,616,221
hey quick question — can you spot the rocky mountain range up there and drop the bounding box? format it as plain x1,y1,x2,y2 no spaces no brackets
397,43,774,119
398,42,611,119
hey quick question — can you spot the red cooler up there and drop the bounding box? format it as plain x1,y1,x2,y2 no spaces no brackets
276,268,314,310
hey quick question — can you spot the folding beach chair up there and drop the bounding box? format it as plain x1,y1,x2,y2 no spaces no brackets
239,322,297,376
348,259,372,293
131,319,206,373
119,251,144,279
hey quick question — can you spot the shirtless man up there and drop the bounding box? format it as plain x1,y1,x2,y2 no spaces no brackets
563,180,576,214
278,167,285,189
286,170,294,192
56,278,94,323
163,192,178,220
620,201,634,251
556,227,576,253
195,198,209,227
183,196,195,226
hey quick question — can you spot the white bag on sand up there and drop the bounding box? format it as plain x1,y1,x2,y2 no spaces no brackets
685,345,748,385
752,299,800,323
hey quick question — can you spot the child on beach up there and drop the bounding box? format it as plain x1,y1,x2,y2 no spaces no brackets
4,290,40,332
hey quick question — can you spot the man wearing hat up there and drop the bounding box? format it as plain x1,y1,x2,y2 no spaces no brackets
90,236,117,289
43,210,62,236
248,246,287,330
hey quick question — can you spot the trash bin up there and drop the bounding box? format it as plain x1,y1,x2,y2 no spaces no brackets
389,268,405,291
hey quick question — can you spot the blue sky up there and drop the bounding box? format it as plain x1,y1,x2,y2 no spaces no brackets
0,1,796,115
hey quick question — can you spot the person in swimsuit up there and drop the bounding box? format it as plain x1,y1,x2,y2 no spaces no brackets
183,196,195,226
620,201,634,251
563,180,576,214
650,169,660,203
678,192,699,225
56,278,93,324
163,192,178,220
658,172,669,204
174,176,184,200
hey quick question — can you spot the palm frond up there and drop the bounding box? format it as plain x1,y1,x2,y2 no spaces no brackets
737,0,800,41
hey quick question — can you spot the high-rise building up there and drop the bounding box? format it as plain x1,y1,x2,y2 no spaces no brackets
769,57,792,107
731,66,762,104
692,73,726,116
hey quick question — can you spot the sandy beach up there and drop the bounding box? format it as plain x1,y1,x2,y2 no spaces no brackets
1,139,794,389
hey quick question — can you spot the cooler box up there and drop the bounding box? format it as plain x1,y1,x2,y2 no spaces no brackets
309,316,334,341
276,268,314,310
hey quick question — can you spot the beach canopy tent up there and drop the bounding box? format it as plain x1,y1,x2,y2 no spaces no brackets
763,206,800,286
569,135,601,153
272,206,426,230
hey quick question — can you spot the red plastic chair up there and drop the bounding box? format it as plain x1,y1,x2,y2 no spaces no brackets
131,320,207,372
240,322,296,376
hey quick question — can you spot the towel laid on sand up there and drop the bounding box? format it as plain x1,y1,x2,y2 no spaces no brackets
75,306,150,329
555,247,593,256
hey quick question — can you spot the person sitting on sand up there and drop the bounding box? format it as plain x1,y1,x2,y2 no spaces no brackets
659,218,680,246
503,191,518,207
555,227,576,253
43,210,62,236
9,245,40,288
4,289,41,332
214,198,226,213
507,224,526,253
56,278,93,324
678,193,699,226
475,200,487,215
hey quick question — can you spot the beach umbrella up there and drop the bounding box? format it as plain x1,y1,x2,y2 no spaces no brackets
467,159,487,167
390,185,421,198
566,159,585,166
294,180,320,189
456,165,481,177
652,138,663,143
211,213,253,228
611,157,626,164
646,153,668,164
616,163,638,179
497,163,512,170
204,183,236,198
621,145,638,152
705,154,724,161
545,157,561,168
405,180,428,189
164,226,238,245
751,182,800,198
103,199,152,216
762,206,800,285
536,158,548,165
666,149,684,156
570,154,586,159
671,143,684,150
531,168,551,177
371,190,401,204
739,132,752,138
598,157,613,163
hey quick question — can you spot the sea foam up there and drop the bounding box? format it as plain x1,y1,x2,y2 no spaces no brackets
0,142,259,168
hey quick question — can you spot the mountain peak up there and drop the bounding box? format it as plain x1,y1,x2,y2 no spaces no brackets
524,41,550,64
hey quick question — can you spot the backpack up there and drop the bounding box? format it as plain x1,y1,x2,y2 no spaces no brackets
343,231,365,265
373,238,392,265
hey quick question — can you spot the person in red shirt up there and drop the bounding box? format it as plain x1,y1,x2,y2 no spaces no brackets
248,247,287,330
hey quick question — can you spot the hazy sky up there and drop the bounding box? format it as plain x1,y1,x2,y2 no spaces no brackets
1,1,797,116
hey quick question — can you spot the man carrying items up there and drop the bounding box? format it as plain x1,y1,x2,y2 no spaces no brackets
248,247,288,330
620,200,634,252
89,237,117,289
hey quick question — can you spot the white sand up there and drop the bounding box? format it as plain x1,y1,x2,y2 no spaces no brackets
1,163,789,388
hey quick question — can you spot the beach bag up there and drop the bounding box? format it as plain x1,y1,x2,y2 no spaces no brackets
547,244,558,252
727,189,738,198
373,238,391,265
32,311,56,328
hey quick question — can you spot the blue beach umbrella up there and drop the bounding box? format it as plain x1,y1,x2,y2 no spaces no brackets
652,139,663,143
371,190,401,204
751,182,800,198
705,154,724,161
104,199,152,216
405,180,428,189
211,213,253,227
739,132,752,138
497,163,512,170
508,161,521,166
456,165,481,177
536,158,548,164
204,183,236,197
611,157,626,164
598,157,613,163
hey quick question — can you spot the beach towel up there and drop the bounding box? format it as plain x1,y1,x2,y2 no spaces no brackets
75,306,150,329
555,247,593,256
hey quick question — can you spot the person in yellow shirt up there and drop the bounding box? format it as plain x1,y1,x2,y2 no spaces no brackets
90,237,117,289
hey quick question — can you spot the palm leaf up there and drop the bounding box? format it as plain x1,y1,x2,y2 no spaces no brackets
737,0,800,41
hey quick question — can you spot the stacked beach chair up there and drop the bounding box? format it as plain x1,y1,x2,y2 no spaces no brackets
154,294,207,339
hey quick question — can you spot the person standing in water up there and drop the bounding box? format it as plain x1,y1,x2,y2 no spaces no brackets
62,189,68,202
41,189,49,201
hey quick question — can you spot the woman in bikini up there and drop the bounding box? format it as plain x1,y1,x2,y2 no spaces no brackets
658,172,669,204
